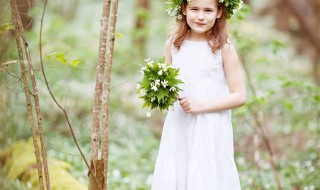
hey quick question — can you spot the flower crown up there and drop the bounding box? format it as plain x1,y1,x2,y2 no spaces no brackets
165,0,243,20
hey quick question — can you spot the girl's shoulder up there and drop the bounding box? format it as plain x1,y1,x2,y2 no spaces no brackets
221,39,237,56
164,37,173,53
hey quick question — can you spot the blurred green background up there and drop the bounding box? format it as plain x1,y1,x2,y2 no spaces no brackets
0,0,319,189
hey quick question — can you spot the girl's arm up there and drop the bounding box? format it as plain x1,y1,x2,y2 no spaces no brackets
164,38,172,64
179,42,247,113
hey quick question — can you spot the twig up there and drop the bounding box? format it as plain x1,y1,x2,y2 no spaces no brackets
38,0,101,189
4,67,21,81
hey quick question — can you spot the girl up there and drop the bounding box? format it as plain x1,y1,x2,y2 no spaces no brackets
151,0,246,189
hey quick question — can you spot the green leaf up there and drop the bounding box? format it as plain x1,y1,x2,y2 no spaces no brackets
70,59,80,68
115,33,124,39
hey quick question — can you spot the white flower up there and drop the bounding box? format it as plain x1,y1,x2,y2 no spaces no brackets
158,70,163,76
169,87,176,92
238,1,243,11
233,9,237,14
136,83,140,89
140,89,146,96
161,80,168,88
151,82,155,87
144,58,151,62
146,111,151,117
219,0,224,3
151,97,155,102
147,62,153,67
162,65,168,72
155,79,160,86
151,85,158,91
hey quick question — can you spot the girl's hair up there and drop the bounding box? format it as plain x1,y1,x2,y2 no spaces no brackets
170,2,228,53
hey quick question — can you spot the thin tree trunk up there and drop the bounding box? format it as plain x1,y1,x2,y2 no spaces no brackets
101,1,119,189
133,0,150,56
89,0,112,189
10,0,45,189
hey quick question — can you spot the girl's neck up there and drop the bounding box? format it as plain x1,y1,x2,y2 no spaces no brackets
186,30,208,42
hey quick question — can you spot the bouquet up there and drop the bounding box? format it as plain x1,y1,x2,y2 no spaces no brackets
136,57,183,117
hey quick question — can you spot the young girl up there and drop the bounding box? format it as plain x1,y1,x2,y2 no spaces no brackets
151,0,246,189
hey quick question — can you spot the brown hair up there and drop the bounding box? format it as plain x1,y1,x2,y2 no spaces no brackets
170,2,228,53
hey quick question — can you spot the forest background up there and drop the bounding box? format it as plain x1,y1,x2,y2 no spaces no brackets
0,0,319,189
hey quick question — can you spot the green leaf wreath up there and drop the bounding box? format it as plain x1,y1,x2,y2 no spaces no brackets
136,57,183,117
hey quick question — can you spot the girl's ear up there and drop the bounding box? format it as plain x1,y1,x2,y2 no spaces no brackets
217,8,222,19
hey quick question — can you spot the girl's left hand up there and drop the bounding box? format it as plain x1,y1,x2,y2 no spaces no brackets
179,97,205,113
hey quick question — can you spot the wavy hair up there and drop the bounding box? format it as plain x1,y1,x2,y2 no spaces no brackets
170,2,228,53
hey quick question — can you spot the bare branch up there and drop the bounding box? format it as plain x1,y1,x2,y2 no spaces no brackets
38,0,101,189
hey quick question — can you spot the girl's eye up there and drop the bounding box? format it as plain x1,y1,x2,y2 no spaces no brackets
205,9,213,12
190,8,198,11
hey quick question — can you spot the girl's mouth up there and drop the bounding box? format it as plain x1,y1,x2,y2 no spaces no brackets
195,22,206,26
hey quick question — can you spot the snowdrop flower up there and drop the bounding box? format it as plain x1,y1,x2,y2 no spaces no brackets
158,70,163,76
155,79,160,86
169,87,176,92
151,85,158,91
136,84,140,89
219,0,224,3
151,82,155,87
161,80,168,88
146,111,151,117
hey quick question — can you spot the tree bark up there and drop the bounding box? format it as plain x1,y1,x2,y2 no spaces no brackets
101,1,119,189
89,0,112,189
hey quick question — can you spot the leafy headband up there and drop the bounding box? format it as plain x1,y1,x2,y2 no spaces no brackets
165,0,243,20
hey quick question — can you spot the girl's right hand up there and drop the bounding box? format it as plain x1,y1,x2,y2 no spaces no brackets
179,97,205,114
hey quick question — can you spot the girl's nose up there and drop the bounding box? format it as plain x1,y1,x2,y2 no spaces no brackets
197,12,204,20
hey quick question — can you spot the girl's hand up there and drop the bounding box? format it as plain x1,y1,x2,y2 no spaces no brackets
179,97,205,113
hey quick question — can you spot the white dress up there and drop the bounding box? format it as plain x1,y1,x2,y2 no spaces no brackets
151,40,241,190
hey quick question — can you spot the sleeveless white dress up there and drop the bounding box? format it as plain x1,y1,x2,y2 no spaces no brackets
151,40,241,190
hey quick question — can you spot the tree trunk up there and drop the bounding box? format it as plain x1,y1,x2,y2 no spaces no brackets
133,0,150,57
10,0,45,189
89,0,111,190
101,0,119,189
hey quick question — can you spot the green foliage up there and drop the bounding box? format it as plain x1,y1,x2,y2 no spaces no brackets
136,57,183,113
47,52,80,68
0,22,14,34
0,139,86,190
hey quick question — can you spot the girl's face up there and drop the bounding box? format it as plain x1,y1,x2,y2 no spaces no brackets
184,0,222,38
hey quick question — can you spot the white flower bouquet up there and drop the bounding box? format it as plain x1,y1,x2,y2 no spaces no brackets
136,57,183,116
